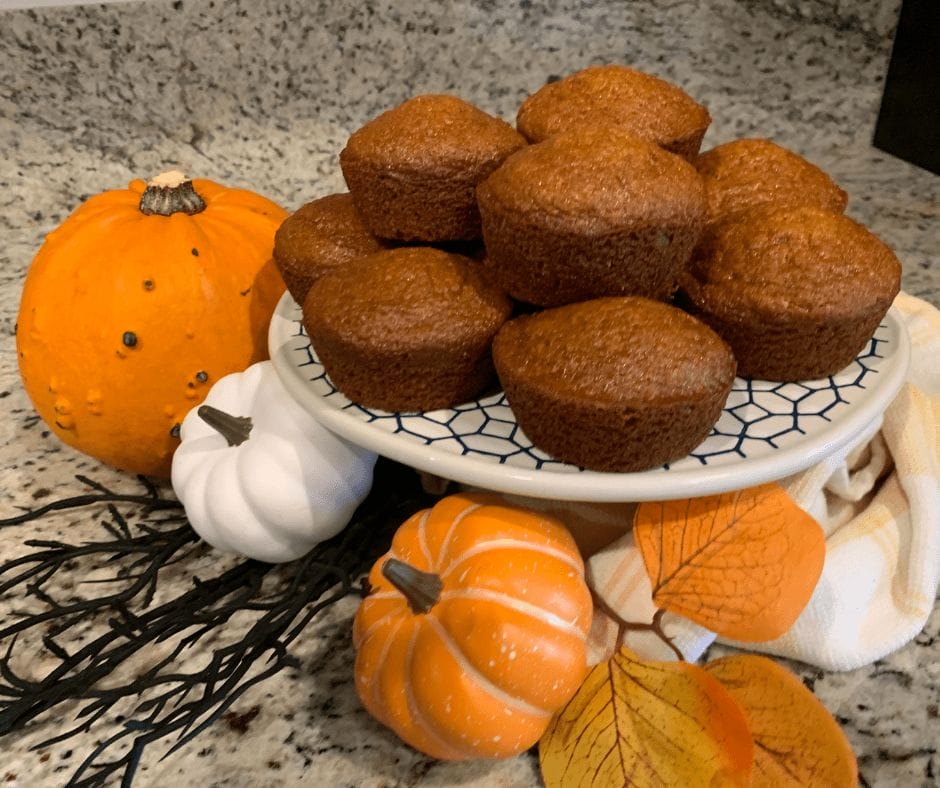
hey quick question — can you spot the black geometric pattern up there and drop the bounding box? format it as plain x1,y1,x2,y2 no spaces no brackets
286,305,893,474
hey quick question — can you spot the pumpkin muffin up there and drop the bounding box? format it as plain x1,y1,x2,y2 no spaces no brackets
273,193,388,306
516,64,711,160
476,128,707,307
493,297,736,472
339,94,527,242
680,206,901,381
304,247,512,411
696,138,848,226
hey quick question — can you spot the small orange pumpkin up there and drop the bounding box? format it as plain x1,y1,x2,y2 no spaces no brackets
353,493,593,760
16,172,287,477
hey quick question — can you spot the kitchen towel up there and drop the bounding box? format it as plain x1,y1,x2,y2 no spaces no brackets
584,291,940,671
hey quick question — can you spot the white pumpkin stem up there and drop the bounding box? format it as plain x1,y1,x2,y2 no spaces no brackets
197,405,253,447
140,170,207,216
381,558,443,615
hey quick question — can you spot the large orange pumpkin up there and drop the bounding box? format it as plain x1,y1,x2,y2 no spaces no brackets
353,493,593,760
16,172,287,477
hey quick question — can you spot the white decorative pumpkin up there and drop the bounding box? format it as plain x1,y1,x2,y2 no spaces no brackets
171,361,377,563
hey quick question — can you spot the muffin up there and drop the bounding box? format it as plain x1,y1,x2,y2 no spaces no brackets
516,64,711,160
696,138,848,226
476,128,707,307
493,297,736,472
304,247,512,411
273,193,388,306
679,206,901,381
339,94,527,242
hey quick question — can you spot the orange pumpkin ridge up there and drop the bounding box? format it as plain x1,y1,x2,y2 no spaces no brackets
353,493,593,760
421,615,553,718
16,171,287,477
438,537,584,580
401,627,475,760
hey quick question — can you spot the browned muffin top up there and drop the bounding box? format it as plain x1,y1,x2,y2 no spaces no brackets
340,94,526,178
493,297,735,407
685,206,901,321
516,65,711,147
273,193,387,278
304,247,512,351
696,138,849,224
478,128,706,231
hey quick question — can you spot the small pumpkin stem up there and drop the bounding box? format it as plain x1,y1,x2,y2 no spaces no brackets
197,405,253,447
139,171,207,216
381,557,443,615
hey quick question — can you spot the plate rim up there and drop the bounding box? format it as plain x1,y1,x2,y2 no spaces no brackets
269,293,911,502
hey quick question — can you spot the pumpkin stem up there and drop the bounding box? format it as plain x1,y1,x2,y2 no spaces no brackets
139,171,207,216
197,405,253,447
381,558,443,615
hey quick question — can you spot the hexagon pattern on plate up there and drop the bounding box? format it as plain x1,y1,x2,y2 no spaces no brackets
284,310,892,474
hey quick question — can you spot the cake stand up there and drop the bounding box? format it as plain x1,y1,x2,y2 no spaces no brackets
268,293,910,502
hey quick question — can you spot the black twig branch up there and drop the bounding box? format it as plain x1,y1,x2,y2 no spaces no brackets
0,459,431,787
0,475,181,528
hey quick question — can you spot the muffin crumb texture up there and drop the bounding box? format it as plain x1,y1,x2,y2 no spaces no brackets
477,127,706,307
696,138,849,226
516,64,711,160
273,193,388,306
340,94,526,241
493,298,736,472
303,246,511,412
681,206,901,380
283,63,900,473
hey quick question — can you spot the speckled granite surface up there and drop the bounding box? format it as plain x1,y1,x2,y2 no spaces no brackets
1,0,938,785
761,0,903,41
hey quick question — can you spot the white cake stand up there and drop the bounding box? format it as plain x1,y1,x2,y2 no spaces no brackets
269,293,910,502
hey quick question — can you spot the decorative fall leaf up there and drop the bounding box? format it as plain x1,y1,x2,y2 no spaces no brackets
634,483,825,641
706,654,858,788
540,647,752,788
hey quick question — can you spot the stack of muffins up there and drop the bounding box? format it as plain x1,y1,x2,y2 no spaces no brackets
274,65,901,474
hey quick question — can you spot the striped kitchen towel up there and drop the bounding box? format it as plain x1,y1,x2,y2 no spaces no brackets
583,292,940,671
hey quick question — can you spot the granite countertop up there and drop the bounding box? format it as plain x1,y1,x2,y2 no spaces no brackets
1,0,938,785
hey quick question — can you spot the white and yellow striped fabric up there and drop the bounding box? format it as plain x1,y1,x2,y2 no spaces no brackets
754,292,940,670
510,293,940,672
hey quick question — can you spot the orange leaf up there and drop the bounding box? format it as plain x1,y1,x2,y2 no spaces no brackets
540,647,752,788
706,654,857,787
634,483,825,641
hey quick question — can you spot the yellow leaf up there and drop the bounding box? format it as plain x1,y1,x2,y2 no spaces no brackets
706,654,857,788
540,648,752,788
634,483,825,641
